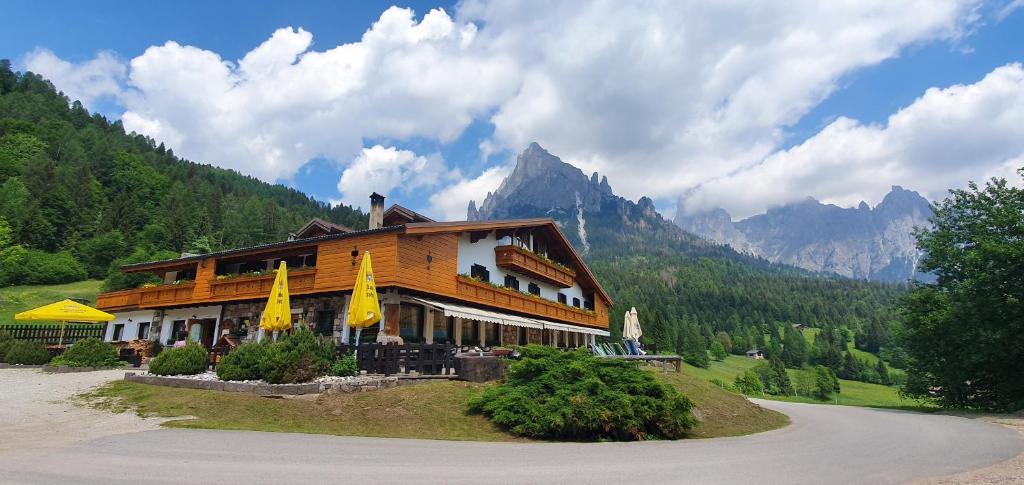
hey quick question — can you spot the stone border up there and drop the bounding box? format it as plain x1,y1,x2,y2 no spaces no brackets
0,363,44,369
43,364,136,373
124,372,399,395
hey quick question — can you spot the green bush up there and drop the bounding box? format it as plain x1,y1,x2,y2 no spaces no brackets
259,329,334,384
0,330,12,363
216,342,266,381
467,345,696,441
50,338,121,368
19,250,88,285
331,352,358,377
733,369,764,395
4,340,51,365
148,341,209,375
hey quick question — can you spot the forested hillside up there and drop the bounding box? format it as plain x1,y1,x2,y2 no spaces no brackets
0,61,364,287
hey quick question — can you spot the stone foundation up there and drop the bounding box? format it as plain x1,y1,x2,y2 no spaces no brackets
454,355,506,382
124,372,399,395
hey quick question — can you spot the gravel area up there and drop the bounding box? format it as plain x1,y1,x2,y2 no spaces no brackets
0,368,163,454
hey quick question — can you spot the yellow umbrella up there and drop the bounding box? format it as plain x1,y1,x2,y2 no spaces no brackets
347,251,381,345
258,261,292,340
15,299,115,346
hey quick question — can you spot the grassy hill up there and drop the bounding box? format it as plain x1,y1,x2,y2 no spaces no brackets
85,368,787,441
684,355,930,411
0,280,103,324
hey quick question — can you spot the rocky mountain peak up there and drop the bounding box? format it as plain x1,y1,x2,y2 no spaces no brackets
675,186,933,281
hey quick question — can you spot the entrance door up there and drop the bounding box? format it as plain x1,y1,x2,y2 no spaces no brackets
187,319,217,349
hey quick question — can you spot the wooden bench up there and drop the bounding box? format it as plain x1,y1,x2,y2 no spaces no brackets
595,354,683,372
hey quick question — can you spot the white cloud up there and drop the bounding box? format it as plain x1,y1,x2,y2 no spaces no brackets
22,49,125,108
23,1,987,217
683,63,1024,218
337,145,448,208
427,163,513,220
997,0,1024,21
460,0,980,203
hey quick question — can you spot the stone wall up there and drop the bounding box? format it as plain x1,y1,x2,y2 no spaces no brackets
220,295,345,342
501,325,518,345
527,328,543,344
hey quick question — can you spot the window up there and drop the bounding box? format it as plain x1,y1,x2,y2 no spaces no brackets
557,293,567,305
572,297,581,308
584,297,594,311
484,322,500,346
434,314,453,343
460,319,479,346
399,304,425,343
504,274,519,290
518,326,528,345
111,324,124,341
315,311,335,336
168,320,187,345
136,322,151,340
528,283,540,296
470,264,490,282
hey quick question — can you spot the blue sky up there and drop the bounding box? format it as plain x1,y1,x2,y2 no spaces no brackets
3,1,1024,220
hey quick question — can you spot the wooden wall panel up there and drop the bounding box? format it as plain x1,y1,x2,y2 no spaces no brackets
312,233,399,292
192,260,215,300
395,233,459,296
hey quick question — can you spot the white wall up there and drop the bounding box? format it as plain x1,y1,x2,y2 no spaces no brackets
456,232,586,305
158,305,223,344
104,310,158,342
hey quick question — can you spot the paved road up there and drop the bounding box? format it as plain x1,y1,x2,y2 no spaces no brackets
0,397,1020,485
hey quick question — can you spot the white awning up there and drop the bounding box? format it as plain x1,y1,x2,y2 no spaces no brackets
407,296,609,337
407,297,542,329
538,320,610,337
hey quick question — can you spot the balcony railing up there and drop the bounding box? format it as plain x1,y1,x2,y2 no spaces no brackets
455,275,601,328
494,245,576,288
139,282,197,307
95,288,142,311
209,268,317,299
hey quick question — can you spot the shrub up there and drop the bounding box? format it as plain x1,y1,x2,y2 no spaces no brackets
467,345,696,441
734,369,764,395
50,338,120,368
20,250,88,285
148,341,209,375
0,330,12,363
259,329,334,384
4,340,51,365
331,352,358,377
216,342,266,381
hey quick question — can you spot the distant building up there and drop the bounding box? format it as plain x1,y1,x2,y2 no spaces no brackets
746,349,764,359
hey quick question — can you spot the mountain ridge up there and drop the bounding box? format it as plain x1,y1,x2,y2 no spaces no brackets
675,186,933,282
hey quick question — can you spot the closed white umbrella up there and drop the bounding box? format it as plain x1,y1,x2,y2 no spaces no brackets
623,307,643,342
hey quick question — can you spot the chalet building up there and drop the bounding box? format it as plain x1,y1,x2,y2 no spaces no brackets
96,193,611,349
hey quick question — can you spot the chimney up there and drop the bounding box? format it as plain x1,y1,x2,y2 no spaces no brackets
369,192,385,229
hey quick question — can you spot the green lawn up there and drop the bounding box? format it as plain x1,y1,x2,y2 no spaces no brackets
0,280,104,325
685,355,932,411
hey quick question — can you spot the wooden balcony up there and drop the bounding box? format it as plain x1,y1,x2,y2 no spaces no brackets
95,288,142,311
494,245,576,288
139,282,197,307
455,275,602,328
209,268,317,299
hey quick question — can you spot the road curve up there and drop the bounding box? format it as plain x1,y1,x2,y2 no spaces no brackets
1,399,1020,484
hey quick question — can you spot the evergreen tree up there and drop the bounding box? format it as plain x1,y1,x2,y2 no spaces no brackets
710,341,727,361
781,326,808,368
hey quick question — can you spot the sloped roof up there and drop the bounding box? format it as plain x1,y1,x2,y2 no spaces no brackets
383,204,435,225
291,217,353,240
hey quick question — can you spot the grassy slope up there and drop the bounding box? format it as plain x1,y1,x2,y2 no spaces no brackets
0,280,104,325
83,369,788,441
684,355,931,411
655,370,789,438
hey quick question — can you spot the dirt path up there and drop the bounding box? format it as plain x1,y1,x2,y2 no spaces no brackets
0,368,163,454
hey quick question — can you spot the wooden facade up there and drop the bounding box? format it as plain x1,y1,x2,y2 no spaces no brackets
96,215,612,331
